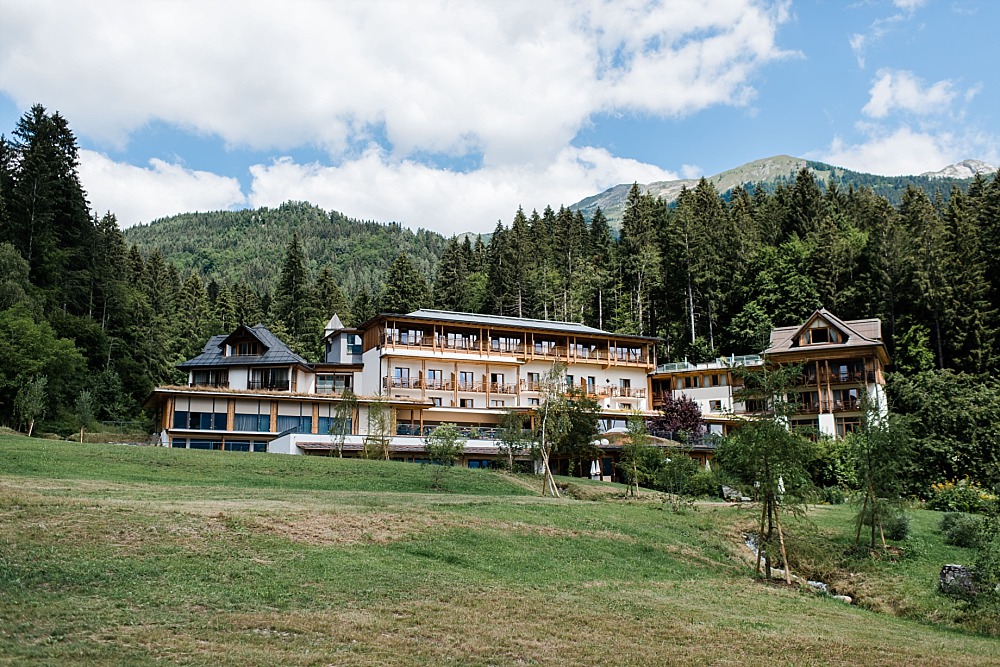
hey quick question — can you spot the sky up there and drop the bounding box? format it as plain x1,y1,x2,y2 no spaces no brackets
1,0,997,235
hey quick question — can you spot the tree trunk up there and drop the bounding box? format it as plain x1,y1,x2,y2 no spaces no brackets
774,505,792,585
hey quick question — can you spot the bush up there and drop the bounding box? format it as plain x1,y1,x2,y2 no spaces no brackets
859,501,909,541
882,512,910,541
941,512,983,548
817,486,848,505
656,455,700,495
686,470,723,498
927,479,997,514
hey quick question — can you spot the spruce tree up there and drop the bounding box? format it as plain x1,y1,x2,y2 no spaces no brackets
380,252,429,313
433,237,470,311
273,233,312,343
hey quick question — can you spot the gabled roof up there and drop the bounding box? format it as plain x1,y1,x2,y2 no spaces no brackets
765,309,884,355
177,324,308,369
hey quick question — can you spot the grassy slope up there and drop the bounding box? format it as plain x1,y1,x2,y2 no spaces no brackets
0,435,994,666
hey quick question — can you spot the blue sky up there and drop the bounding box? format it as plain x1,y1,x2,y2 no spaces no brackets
1,0,996,235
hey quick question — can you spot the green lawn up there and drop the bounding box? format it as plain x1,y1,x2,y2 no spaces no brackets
0,435,995,666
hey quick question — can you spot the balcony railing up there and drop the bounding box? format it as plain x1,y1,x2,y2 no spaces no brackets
190,380,229,389
248,379,290,391
379,332,650,365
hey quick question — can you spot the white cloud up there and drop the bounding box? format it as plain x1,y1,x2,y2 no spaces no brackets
79,151,246,226
892,0,926,11
0,0,791,167
247,146,678,236
818,126,958,175
862,70,957,118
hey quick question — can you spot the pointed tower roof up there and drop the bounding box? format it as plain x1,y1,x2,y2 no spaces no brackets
324,314,345,337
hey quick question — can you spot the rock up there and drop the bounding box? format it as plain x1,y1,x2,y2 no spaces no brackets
831,595,852,604
940,564,976,596
807,580,828,593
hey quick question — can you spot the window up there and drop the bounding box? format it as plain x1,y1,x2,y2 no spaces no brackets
526,372,540,391
191,369,228,387
490,372,505,391
426,369,443,389
458,371,475,391
491,399,505,407
803,327,839,345
431,397,442,407
250,368,288,390
392,367,411,388
709,400,723,412
234,413,270,431
459,398,474,408
619,378,631,396
317,374,352,394
234,341,259,356
684,376,700,389
836,416,862,437
276,415,312,434
173,411,227,430
490,336,521,353
565,374,574,389
587,376,596,393
833,388,860,410
347,335,363,355
188,439,222,450
318,417,351,434
529,398,540,406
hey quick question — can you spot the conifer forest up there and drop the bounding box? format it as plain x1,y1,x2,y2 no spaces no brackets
2,105,1000,491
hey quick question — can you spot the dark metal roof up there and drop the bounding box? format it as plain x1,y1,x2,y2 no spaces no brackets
177,324,309,369
361,309,662,342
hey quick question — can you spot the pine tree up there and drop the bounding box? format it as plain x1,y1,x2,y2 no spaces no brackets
351,287,376,325
3,105,95,313
901,187,953,369
273,233,313,343
943,187,995,372
433,237,470,311
314,266,349,319
380,252,429,313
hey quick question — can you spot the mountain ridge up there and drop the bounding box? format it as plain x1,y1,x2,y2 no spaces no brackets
569,155,996,227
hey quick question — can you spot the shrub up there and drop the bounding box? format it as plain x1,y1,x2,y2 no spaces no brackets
882,512,910,541
927,479,996,514
941,512,983,548
686,470,723,498
656,455,700,495
817,486,848,505
859,501,909,541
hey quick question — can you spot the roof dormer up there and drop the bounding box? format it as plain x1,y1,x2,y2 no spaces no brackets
219,325,269,357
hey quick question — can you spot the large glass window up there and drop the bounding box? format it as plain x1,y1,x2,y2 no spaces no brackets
234,413,270,431
276,415,312,434
317,374,352,394
191,369,228,387
347,335,363,355
250,368,289,390
318,417,351,434
172,411,227,430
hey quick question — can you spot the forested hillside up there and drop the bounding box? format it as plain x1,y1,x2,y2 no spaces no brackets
124,205,449,297
2,105,1000,482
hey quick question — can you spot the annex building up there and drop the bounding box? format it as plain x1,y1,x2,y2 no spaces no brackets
650,309,890,440
145,307,889,473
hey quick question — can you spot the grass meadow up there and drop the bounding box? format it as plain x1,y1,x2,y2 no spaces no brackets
0,435,996,666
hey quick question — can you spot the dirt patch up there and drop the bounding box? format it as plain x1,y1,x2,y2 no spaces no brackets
247,510,456,545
